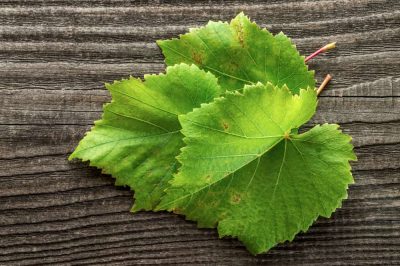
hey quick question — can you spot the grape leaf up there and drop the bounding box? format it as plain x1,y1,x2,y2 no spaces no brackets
69,63,222,211
157,83,356,254
158,12,315,93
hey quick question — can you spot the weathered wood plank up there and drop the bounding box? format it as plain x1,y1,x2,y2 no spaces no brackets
1,121,399,161
2,49,399,90
0,0,399,265
0,168,398,265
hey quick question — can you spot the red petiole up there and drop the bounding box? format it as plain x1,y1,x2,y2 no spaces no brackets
305,42,336,62
305,42,336,95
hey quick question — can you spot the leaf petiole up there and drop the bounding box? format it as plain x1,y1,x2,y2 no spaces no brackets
305,42,336,62
317,74,332,95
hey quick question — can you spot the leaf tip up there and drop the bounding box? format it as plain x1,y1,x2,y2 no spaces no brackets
67,152,76,161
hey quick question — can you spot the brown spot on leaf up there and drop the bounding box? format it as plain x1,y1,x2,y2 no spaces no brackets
192,51,203,65
196,202,205,208
172,207,183,214
235,22,245,48
222,121,229,130
228,61,240,71
231,193,241,204
210,201,218,207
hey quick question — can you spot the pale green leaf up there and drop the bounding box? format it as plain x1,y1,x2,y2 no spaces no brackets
158,12,315,93
158,83,356,254
69,63,222,211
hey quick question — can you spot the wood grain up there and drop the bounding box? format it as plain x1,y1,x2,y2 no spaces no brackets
0,0,399,265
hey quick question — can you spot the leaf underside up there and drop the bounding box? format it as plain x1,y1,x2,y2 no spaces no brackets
158,83,356,254
69,63,222,211
158,12,315,93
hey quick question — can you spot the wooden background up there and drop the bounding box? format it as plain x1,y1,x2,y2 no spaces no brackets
1,0,399,265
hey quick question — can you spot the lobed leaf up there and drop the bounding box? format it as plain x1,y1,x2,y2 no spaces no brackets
158,12,315,93
69,63,222,211
158,83,356,254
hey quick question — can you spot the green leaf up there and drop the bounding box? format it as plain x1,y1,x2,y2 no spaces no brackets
157,83,356,254
158,12,315,93
69,63,222,211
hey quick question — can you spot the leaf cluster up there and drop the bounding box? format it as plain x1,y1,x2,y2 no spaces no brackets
70,13,356,254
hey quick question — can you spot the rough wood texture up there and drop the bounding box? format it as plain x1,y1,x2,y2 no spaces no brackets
1,0,399,265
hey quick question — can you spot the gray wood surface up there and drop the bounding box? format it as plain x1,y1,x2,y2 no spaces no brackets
1,0,399,265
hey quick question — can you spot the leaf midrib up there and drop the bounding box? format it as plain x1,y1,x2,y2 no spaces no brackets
182,117,284,140
71,130,181,157
160,134,286,209
161,43,254,85
109,87,179,117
